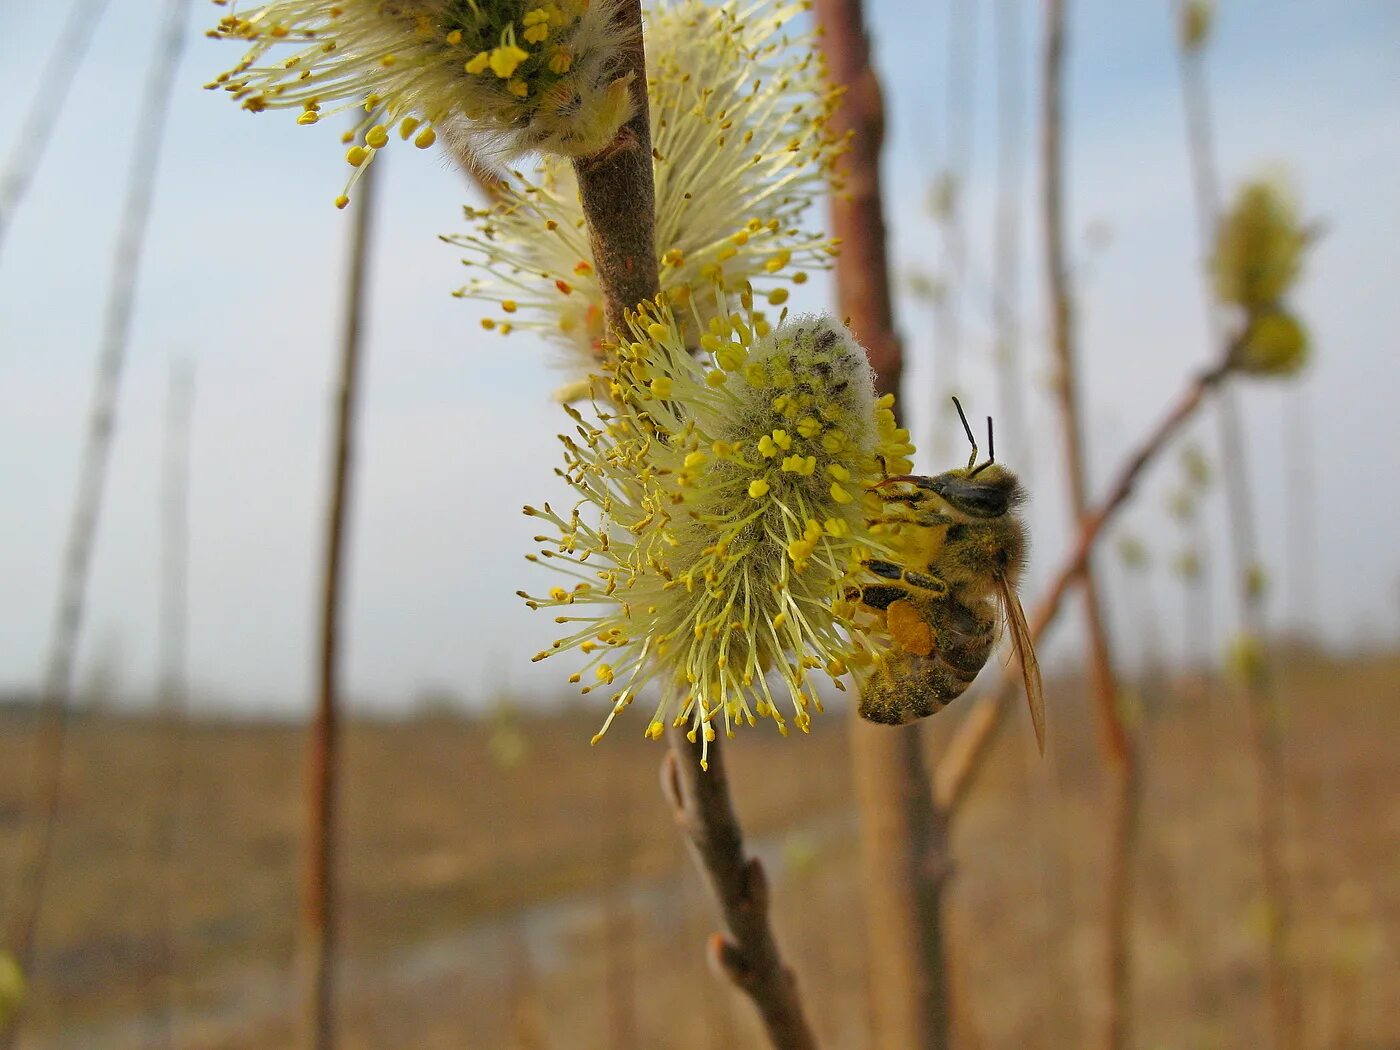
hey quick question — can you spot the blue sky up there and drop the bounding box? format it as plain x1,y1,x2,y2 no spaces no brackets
1,0,1397,713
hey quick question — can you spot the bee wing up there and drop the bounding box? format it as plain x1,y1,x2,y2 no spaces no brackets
996,575,1046,756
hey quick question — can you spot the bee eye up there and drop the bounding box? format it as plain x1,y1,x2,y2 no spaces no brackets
939,477,1009,518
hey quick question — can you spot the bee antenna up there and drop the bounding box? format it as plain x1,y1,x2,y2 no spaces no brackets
971,416,997,476
951,396,976,449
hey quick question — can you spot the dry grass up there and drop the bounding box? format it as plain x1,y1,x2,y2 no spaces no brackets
1,652,1396,1048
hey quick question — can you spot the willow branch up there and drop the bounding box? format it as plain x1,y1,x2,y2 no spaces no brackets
662,735,819,1050
0,5,190,1044
936,355,1235,814
561,4,814,1043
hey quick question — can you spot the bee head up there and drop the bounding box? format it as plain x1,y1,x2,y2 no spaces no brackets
926,464,1022,519
878,399,1024,519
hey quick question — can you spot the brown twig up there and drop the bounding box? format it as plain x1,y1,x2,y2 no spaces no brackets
662,735,819,1050
936,355,1234,814
1175,16,1300,1044
0,3,190,1044
302,148,379,1050
1039,2,1138,1044
814,1,950,1047
563,4,816,1044
570,0,657,338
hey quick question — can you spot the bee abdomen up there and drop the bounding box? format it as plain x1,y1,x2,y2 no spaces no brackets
857,598,996,725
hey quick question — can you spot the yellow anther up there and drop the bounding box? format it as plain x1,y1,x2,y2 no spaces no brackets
507,78,528,98
712,440,735,459
748,479,770,499
647,322,671,340
796,416,821,439
414,126,437,148
771,429,792,450
465,51,491,74
824,517,850,537
550,587,569,601
830,482,853,504
365,124,389,148
502,300,518,313
645,720,665,740
705,370,727,387
489,45,530,79
596,664,615,683
334,195,350,210
716,344,745,371
345,145,369,166
650,377,674,398
765,249,792,272
820,432,846,454
767,287,789,306
700,334,723,352
684,451,707,468
297,111,319,125
445,29,463,45
773,611,788,630
548,49,573,73
827,462,850,482
399,116,421,139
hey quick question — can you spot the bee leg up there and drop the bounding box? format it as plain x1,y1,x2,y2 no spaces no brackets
865,560,948,596
852,584,907,611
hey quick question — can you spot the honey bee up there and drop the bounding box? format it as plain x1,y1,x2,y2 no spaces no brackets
854,399,1046,753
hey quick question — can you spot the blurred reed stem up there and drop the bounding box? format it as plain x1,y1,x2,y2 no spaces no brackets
0,0,112,258
149,360,195,1050
302,148,380,1050
1038,3,1138,1045
813,0,951,1047
1174,13,1300,1045
0,3,191,1045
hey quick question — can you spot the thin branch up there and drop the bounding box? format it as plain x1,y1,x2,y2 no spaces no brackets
662,735,819,1050
302,150,379,1050
814,0,950,1047
0,0,113,258
564,4,815,1044
0,3,190,1044
936,355,1233,814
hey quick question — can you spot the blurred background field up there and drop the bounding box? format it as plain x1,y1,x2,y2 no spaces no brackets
2,652,1396,1049
3,0,1400,1046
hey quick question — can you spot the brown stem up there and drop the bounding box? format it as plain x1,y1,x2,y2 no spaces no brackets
563,4,816,1043
662,735,819,1050
936,357,1231,814
814,1,949,1047
570,0,658,338
303,150,378,1050
0,4,190,1044
1176,19,1300,1044
1039,1,1137,1043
